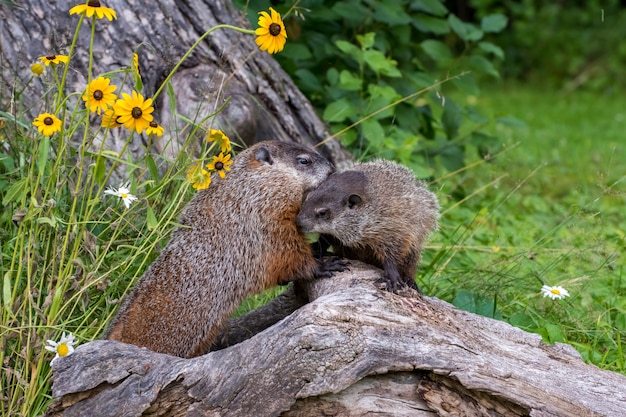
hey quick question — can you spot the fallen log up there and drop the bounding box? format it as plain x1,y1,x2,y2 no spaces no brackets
44,262,626,417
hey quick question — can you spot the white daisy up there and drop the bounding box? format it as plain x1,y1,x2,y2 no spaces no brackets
45,332,77,364
104,182,138,209
540,285,570,300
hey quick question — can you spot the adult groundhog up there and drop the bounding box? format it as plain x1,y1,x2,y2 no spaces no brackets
296,159,439,293
105,140,346,358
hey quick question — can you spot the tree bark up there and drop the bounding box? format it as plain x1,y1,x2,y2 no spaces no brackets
0,0,352,167
44,262,626,417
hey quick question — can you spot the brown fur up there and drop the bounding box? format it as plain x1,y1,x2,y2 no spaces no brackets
296,159,439,292
105,141,336,357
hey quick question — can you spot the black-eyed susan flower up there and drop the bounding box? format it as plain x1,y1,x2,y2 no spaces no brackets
101,108,123,129
206,129,231,153
540,285,570,300
206,152,233,179
132,52,141,80
186,163,212,190
31,62,45,76
255,7,287,54
114,91,154,134
104,182,138,208
69,0,117,21
33,113,62,136
38,55,69,66
82,76,117,115
45,332,77,365
146,120,164,137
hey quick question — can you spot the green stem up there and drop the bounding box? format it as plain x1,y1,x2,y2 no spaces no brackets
152,24,255,100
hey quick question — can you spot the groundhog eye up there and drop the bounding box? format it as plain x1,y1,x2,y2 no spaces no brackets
297,156,312,165
316,209,330,220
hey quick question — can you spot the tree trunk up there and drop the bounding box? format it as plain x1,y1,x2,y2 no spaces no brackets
43,262,626,417
0,0,352,167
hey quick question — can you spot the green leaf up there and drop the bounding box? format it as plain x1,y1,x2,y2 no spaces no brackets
413,14,450,35
356,32,375,50
410,0,448,16
2,177,27,205
166,82,177,115
323,98,357,123
361,118,385,148
285,43,313,60
37,216,57,228
420,40,452,64
448,14,483,42
441,100,462,139
146,154,159,182
335,40,362,62
468,54,500,78
496,116,528,128
94,156,106,187
373,2,412,25
481,14,508,33
470,132,502,159
363,50,401,77
36,136,50,178
366,84,401,119
439,144,465,172
146,205,158,230
339,70,363,91
296,69,323,92
326,67,339,86
478,41,505,59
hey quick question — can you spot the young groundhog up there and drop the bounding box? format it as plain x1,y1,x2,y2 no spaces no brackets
105,140,346,358
296,159,439,293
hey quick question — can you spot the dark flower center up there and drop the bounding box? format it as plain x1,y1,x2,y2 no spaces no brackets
94,90,103,100
88,0,102,7
44,117,54,126
215,162,224,171
46,55,56,60
149,121,158,128
131,107,143,119
269,23,281,37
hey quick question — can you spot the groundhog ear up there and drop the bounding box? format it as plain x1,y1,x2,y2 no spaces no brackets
347,194,362,209
255,146,274,165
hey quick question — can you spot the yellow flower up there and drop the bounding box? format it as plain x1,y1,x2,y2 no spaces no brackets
101,108,123,129
255,7,287,54
31,62,45,76
33,113,62,136
146,120,164,136
82,76,117,115
206,129,231,153
186,163,212,190
69,0,117,20
132,52,142,80
206,152,233,179
114,91,154,134
38,55,69,66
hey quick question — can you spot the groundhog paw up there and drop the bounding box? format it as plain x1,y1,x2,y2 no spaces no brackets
315,256,350,278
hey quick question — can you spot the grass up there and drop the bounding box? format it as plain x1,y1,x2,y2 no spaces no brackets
1,10,625,417
422,83,626,372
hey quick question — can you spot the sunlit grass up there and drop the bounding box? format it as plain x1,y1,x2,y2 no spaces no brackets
421,83,626,373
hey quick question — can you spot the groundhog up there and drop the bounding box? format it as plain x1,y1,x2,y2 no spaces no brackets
296,159,439,293
105,140,346,358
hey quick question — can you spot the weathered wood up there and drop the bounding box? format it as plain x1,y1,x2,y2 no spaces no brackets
0,0,352,168
44,262,626,417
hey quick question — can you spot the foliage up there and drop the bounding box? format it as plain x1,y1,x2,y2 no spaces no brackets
421,84,626,374
469,0,626,91
0,6,245,415
237,0,508,176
